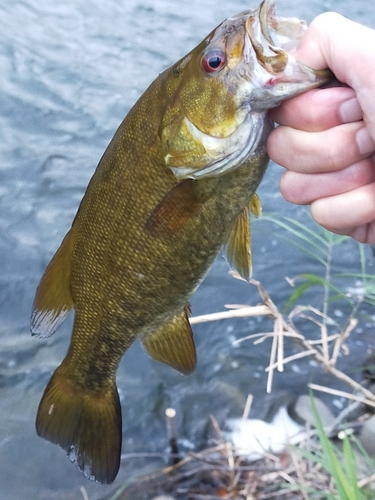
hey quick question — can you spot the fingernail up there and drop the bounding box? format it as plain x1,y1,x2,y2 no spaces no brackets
340,97,362,123
356,127,375,156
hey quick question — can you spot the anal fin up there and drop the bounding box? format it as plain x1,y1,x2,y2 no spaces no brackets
142,307,196,375
31,230,74,338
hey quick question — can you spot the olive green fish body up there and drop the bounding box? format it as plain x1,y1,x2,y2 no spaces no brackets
31,0,331,484
55,61,271,389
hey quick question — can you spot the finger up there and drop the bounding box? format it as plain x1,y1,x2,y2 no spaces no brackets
268,122,375,173
310,182,375,232
347,223,375,244
269,87,360,132
295,12,375,139
317,223,375,245
280,157,375,205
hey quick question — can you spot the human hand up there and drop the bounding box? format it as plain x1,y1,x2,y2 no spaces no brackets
267,13,375,243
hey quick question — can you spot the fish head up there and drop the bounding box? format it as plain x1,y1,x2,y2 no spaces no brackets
161,0,332,180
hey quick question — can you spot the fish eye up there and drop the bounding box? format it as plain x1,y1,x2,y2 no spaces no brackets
201,50,226,73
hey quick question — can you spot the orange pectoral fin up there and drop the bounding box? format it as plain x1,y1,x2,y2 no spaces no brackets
31,230,74,338
144,179,204,236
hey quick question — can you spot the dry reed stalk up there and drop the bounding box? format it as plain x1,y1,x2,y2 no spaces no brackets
308,383,375,409
189,306,271,325
190,278,375,404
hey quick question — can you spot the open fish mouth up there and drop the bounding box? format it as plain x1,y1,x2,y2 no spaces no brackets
245,0,331,84
225,0,334,112
246,0,289,75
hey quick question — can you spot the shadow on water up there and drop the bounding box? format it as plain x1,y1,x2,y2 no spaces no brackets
1,0,375,498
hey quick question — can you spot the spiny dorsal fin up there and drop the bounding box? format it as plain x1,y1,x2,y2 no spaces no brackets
224,194,262,282
31,230,74,338
144,179,204,236
141,307,196,375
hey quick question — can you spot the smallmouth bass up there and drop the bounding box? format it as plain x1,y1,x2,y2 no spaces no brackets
31,0,331,484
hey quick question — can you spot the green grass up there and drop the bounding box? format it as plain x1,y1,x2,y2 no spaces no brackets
307,395,371,500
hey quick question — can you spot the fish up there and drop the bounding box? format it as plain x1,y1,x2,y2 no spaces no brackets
31,0,331,484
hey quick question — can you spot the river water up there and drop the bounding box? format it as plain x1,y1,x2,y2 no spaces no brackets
1,0,375,498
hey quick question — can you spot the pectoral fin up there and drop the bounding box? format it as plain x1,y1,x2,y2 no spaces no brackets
145,179,204,236
141,307,196,375
224,194,262,282
31,230,74,338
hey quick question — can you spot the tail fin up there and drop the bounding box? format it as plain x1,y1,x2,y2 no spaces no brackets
36,365,122,484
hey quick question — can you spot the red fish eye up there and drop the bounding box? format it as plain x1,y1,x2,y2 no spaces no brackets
201,50,226,73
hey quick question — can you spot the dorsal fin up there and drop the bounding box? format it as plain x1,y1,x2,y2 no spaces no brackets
31,230,74,338
224,194,262,281
141,307,196,375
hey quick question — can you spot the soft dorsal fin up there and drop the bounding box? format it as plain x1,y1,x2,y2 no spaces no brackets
224,194,262,281
145,179,204,236
141,307,196,375
31,230,74,338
